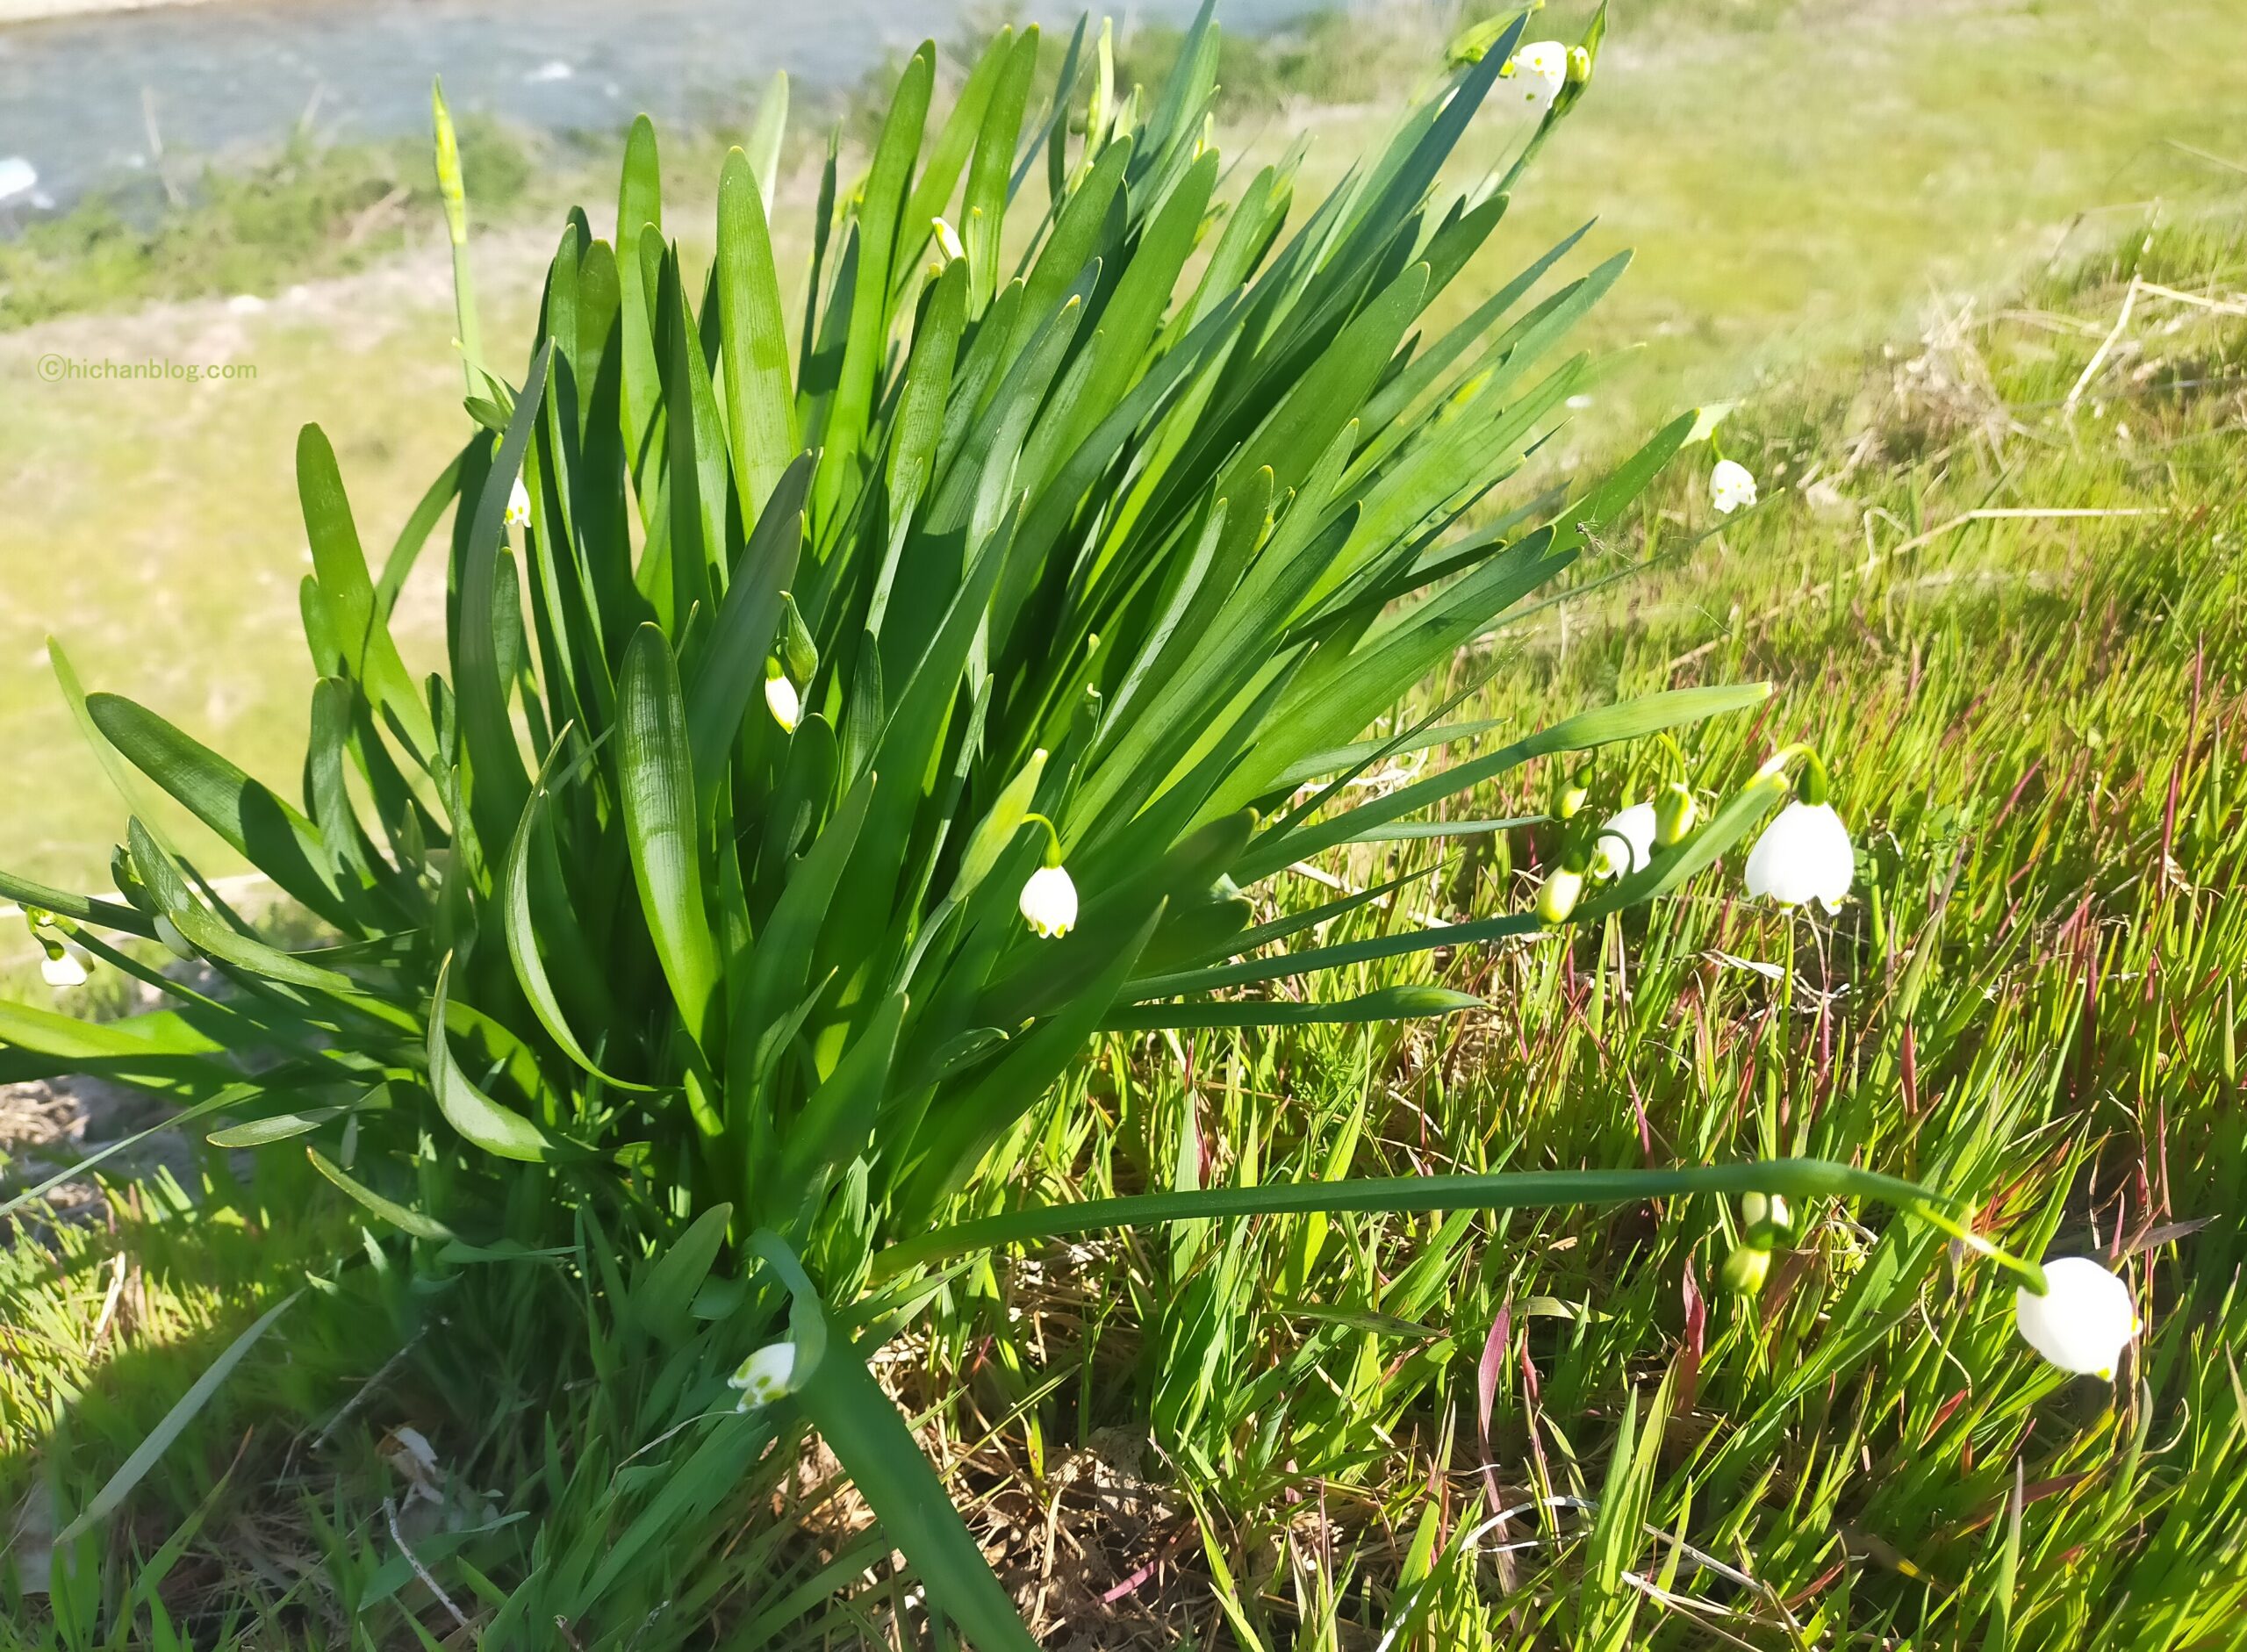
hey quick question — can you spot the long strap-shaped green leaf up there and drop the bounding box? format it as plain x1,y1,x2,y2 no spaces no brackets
619,623,723,1052
872,1159,1959,1282
757,1227,1037,1652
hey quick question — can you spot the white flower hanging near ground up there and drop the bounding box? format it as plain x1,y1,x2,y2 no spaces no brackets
729,1342,797,1411
2014,1257,2138,1378
40,949,87,988
1019,864,1079,938
505,475,531,528
1504,41,1568,112
764,669,800,733
1710,458,1758,514
1592,801,1658,880
1744,801,1853,910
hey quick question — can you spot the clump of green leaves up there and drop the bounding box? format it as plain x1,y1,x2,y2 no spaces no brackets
0,4,1989,1638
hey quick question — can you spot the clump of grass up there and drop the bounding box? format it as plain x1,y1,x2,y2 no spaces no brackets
1112,5,1453,111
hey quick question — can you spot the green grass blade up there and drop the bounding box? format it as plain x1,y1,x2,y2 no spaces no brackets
874,1158,1946,1280
55,1289,302,1546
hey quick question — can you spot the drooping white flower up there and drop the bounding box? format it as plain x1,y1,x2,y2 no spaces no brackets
1591,801,1658,880
1744,801,1854,911
1710,459,1758,514
764,672,800,733
40,950,87,988
2014,1257,2138,1379
505,475,532,528
1019,864,1079,938
729,1341,797,1410
1504,41,1568,112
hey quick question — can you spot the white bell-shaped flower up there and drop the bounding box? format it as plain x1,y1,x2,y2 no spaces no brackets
1591,801,1657,880
1504,41,1568,112
1019,864,1079,938
1744,801,1853,912
505,475,532,528
2014,1257,2138,1379
729,1341,798,1411
764,672,800,734
1710,458,1758,514
40,950,88,988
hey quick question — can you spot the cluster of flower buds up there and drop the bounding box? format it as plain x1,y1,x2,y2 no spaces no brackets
1534,745,1856,926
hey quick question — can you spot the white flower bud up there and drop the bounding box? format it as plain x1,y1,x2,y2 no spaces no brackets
764,672,800,734
1535,866,1583,925
2014,1257,2138,1379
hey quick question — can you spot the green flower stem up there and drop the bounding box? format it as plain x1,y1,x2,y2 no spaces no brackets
870,1158,2049,1291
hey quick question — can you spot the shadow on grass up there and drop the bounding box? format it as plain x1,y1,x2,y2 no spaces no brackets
0,1147,558,1649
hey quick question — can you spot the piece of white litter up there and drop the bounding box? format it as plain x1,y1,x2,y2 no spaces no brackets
0,156,38,206
226,293,268,315
381,1425,445,1504
525,59,574,83
1706,950,1787,982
